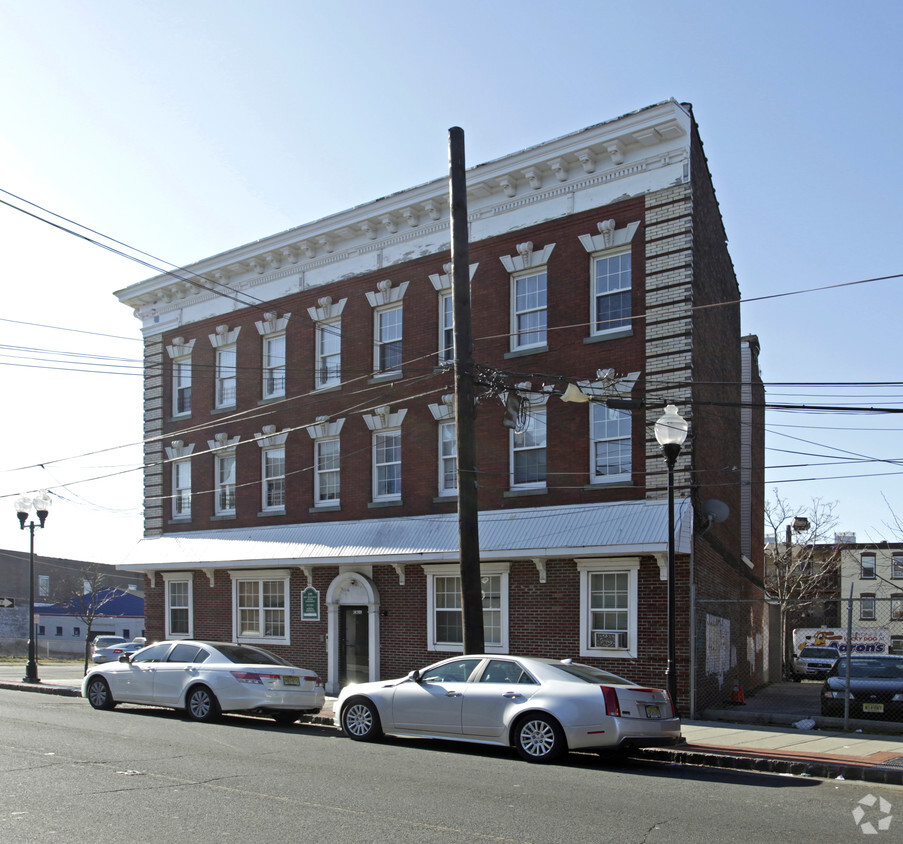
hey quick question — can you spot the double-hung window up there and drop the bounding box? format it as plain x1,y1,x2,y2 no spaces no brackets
163,574,193,639
263,333,286,399
215,452,237,516
231,570,290,645
439,293,454,364
173,358,192,416
892,593,903,621
438,420,457,497
215,345,237,408
262,446,285,511
577,558,639,659
425,563,509,652
316,320,341,389
375,306,403,375
315,438,341,506
861,553,877,579
592,251,632,335
374,430,401,501
590,404,631,483
860,593,876,620
893,553,903,580
511,406,547,489
511,271,547,350
172,459,192,519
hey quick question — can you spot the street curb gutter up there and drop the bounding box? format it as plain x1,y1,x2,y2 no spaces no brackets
631,746,903,787
0,680,81,698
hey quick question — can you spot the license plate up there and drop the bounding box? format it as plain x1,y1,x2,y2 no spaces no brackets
862,702,884,713
644,704,662,719
283,676,300,686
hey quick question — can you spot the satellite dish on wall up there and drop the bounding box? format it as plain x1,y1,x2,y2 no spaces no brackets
702,499,730,524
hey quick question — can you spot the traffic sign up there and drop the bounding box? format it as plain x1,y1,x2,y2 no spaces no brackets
0,597,14,609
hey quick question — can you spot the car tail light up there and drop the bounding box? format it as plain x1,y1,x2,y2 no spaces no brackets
303,676,320,685
600,685,620,717
231,671,264,684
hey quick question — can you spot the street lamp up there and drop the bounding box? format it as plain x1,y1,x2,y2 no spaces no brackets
654,405,688,713
15,491,51,684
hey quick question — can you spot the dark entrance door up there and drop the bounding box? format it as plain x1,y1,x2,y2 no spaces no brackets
340,605,369,685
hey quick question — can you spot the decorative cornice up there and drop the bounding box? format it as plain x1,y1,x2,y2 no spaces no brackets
208,324,241,348
306,415,345,439
165,337,195,359
499,242,556,274
578,220,641,254
363,406,407,431
255,311,291,335
307,296,347,322
207,432,240,452
428,262,479,292
164,440,195,460
428,394,456,421
254,424,290,448
365,279,409,308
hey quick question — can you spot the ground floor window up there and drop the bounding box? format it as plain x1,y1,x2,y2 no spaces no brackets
424,563,509,653
229,569,290,645
577,558,639,659
163,573,193,638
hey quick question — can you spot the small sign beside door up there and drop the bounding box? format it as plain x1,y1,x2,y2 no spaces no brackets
301,586,320,621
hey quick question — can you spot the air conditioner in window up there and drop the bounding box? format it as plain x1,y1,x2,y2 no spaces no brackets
592,630,628,649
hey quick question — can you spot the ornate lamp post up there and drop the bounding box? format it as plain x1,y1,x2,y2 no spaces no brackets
15,491,51,684
654,406,688,712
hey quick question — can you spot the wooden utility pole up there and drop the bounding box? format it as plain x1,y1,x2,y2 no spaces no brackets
448,126,484,654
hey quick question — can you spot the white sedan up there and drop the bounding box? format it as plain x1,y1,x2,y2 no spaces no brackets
83,640,325,725
335,655,681,762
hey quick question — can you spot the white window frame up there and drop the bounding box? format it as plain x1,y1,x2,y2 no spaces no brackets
261,446,285,512
215,345,237,409
162,573,193,639
590,404,631,484
510,406,547,489
314,437,341,507
861,553,877,579
215,452,237,516
438,292,454,365
438,420,457,497
173,356,192,416
374,304,403,375
262,333,286,400
373,429,402,501
577,558,639,659
172,459,192,520
424,563,510,653
860,593,876,621
229,569,290,646
590,250,632,337
893,553,903,580
315,319,342,389
510,269,547,351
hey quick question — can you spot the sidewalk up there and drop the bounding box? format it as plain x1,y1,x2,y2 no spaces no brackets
2,664,901,785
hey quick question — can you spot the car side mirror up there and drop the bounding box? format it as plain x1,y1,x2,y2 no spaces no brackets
407,669,421,683
119,654,132,663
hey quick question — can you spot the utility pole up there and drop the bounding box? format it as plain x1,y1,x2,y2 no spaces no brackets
448,126,484,654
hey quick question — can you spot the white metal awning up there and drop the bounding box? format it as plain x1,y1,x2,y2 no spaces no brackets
118,499,692,571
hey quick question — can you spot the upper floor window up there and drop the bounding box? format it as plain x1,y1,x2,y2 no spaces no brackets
366,280,408,378
591,404,631,483
508,385,550,490
861,553,877,579
592,251,632,334
166,336,195,417
860,593,876,620
892,593,903,621
439,292,454,364
208,433,240,517
893,553,903,579
39,575,50,598
306,417,344,509
500,242,554,355
165,440,195,521
364,406,406,504
439,421,457,497
255,312,290,400
262,446,285,512
316,320,342,389
578,220,640,340
215,346,237,408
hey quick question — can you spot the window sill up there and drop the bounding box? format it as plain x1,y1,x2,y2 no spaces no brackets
310,504,341,513
433,495,458,504
368,499,403,509
584,479,633,490
211,514,237,521
258,395,286,406
257,509,286,517
584,327,633,344
368,371,403,385
312,384,342,394
504,344,548,360
504,488,548,498
212,405,238,415
168,517,192,525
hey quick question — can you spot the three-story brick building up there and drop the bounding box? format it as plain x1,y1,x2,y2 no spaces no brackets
116,100,765,714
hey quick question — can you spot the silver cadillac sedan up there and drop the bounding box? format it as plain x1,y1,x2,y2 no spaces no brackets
335,655,681,762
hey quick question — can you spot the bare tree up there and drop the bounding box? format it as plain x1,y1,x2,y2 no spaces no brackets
61,564,120,675
764,489,841,677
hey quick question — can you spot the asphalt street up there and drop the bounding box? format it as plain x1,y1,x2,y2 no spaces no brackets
1,688,900,843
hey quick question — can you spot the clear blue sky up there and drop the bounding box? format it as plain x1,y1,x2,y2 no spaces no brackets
1,0,900,563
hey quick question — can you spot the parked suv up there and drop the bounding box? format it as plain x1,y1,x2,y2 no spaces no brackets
793,646,839,680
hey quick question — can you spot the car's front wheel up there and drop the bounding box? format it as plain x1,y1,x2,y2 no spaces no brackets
185,685,221,722
514,714,566,762
85,676,116,710
341,697,383,741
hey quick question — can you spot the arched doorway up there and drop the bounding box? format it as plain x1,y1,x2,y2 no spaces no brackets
325,572,380,696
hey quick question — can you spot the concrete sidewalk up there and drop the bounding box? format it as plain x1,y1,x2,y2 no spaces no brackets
2,664,901,785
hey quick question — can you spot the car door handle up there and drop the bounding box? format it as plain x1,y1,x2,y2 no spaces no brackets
503,691,522,699
445,691,462,697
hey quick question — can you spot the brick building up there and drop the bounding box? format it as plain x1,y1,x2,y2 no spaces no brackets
115,100,765,715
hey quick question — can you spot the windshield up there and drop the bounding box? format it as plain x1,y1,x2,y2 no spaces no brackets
800,648,837,658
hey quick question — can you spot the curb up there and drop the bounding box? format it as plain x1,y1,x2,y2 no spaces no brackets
631,745,903,786
0,680,82,698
